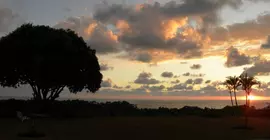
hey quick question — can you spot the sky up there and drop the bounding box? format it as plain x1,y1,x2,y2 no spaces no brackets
1,0,270,100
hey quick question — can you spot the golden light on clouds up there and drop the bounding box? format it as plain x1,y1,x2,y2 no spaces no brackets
181,26,211,47
84,21,119,42
107,30,118,42
116,20,130,34
162,17,188,40
85,22,97,36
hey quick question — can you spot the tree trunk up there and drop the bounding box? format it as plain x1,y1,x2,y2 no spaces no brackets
245,92,249,128
246,93,248,107
229,91,234,106
30,85,64,101
233,89,238,106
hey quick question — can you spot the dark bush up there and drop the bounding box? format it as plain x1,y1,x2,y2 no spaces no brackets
1,99,269,118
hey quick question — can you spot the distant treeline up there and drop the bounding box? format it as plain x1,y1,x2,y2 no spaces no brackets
0,99,270,118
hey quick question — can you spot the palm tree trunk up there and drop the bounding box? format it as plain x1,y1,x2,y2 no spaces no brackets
229,91,234,106
246,93,248,107
233,89,238,106
245,92,249,128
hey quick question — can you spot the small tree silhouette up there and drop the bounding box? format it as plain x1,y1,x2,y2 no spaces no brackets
0,24,103,101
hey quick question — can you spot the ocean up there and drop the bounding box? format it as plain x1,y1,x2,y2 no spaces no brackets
92,99,270,109
1,96,270,109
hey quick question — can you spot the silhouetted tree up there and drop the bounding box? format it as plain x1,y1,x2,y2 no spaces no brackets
225,76,241,106
0,24,102,101
239,73,260,127
224,81,234,106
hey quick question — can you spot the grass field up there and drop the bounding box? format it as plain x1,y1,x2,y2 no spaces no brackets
1,117,270,140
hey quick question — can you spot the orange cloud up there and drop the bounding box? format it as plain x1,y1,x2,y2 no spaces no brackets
116,20,130,34
84,21,118,42
162,17,188,40
135,4,145,12
181,26,211,47
107,30,118,42
85,22,97,36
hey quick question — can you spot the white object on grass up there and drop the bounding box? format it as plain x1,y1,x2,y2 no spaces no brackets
16,111,30,122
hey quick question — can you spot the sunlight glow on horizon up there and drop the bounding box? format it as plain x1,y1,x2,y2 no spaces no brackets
239,95,267,101
71,94,270,101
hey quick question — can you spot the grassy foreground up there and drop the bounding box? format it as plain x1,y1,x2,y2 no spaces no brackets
1,117,270,140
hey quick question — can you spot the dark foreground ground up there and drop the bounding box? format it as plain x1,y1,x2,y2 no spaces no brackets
1,117,270,140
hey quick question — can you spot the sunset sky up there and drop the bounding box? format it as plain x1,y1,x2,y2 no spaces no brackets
1,0,270,100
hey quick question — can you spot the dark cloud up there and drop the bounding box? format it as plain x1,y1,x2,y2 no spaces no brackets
131,85,165,95
182,72,191,76
167,83,187,91
101,78,113,87
93,4,130,23
54,16,121,54
261,35,270,49
125,85,131,89
171,79,180,84
161,71,174,78
94,0,243,26
190,64,202,70
244,59,270,76
201,85,217,91
100,63,114,71
53,0,270,63
225,47,252,67
134,52,153,62
134,72,160,85
182,72,205,77
194,78,203,85
113,85,123,89
211,13,270,45
186,85,194,90
93,1,234,59
205,80,211,84
211,81,224,89
120,32,203,59
191,73,205,77
185,79,194,84
148,85,165,92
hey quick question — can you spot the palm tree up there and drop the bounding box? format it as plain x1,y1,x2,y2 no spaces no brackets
239,73,260,128
224,81,234,106
225,76,241,106
239,73,260,107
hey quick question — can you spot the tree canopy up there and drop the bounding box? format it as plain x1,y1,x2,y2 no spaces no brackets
0,24,103,101
224,76,241,106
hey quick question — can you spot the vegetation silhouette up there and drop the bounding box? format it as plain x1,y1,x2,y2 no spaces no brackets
239,73,260,128
0,24,102,101
225,76,241,106
3,99,270,118
224,80,234,106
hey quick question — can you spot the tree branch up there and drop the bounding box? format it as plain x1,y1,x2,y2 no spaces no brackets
48,86,65,101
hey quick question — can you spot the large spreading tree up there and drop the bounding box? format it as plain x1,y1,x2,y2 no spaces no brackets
0,24,103,101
